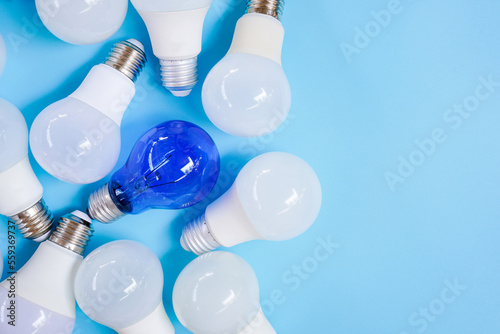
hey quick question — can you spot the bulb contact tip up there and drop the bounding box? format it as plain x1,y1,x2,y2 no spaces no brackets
160,57,198,97
87,183,125,224
9,199,54,242
180,214,221,255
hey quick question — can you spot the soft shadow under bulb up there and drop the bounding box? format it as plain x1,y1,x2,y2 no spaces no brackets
74,240,174,334
29,39,147,184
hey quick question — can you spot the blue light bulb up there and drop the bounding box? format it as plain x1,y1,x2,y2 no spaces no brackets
87,120,220,223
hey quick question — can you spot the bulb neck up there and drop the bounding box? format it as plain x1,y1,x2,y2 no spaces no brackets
9,199,54,242
49,211,94,255
160,57,198,97
245,0,284,21
104,39,147,82
87,183,126,224
117,301,174,334
180,214,221,255
238,308,276,334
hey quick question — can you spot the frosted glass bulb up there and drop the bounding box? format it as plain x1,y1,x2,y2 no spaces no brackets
30,39,146,184
35,0,128,45
202,0,290,137
0,97,54,241
0,33,5,76
130,0,213,97
173,251,276,334
0,211,94,333
74,240,174,334
181,152,322,255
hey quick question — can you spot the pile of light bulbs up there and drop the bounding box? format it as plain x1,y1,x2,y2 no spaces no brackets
0,0,324,333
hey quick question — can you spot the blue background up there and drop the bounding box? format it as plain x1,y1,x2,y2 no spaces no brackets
1,0,500,333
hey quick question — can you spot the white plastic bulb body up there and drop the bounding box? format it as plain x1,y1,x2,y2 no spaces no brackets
0,33,6,76
0,211,93,334
202,12,291,137
74,240,174,334
181,152,322,254
0,98,55,241
130,0,213,97
29,40,146,184
173,251,276,334
35,0,128,45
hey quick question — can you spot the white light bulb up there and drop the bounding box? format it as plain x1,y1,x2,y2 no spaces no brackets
29,39,146,184
202,0,290,137
173,251,276,334
35,0,128,45
130,0,213,97
181,152,322,255
0,33,6,76
74,240,174,334
0,211,93,333
0,97,54,241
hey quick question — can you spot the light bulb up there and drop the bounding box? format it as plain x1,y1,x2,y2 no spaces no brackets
0,33,6,76
130,0,213,97
0,211,94,333
30,39,147,184
35,0,128,45
0,97,54,241
173,251,276,334
74,240,174,334
202,0,290,137
88,120,220,223
181,152,322,255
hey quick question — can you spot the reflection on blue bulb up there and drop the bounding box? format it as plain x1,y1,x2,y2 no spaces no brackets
108,120,220,215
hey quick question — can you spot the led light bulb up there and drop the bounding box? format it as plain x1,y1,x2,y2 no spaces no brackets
130,0,213,97
0,211,93,333
88,120,220,223
30,39,147,184
202,0,290,137
35,0,128,45
173,251,275,334
181,152,322,255
0,33,6,76
74,240,174,334
0,98,54,241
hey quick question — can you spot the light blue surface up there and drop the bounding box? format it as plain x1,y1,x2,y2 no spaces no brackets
1,0,500,333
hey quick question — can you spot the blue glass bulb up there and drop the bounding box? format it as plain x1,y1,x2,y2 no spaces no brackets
107,120,220,215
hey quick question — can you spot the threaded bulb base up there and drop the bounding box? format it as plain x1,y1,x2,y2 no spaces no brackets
49,211,94,255
160,57,198,97
87,183,125,224
9,199,54,242
104,39,147,82
181,214,221,255
246,0,285,20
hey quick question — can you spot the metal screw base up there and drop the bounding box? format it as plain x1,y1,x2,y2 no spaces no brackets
9,199,54,242
246,0,285,21
160,57,198,97
104,39,147,82
49,211,94,255
180,214,221,255
87,183,125,224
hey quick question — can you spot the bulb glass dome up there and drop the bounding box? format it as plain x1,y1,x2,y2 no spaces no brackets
173,251,261,334
35,0,128,45
108,120,220,214
236,152,322,241
0,98,28,173
202,53,291,137
30,97,121,184
74,240,164,330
